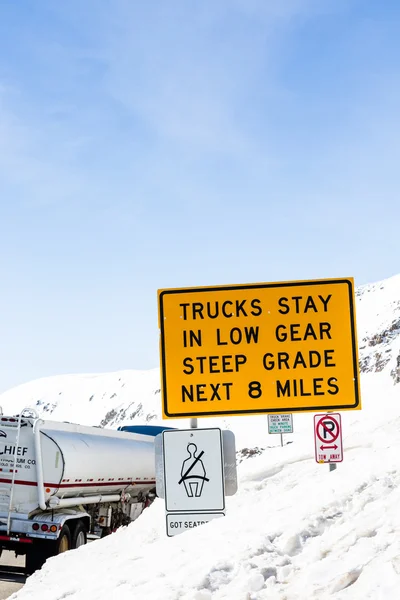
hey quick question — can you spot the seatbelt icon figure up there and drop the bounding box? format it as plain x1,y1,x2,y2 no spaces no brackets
178,443,209,497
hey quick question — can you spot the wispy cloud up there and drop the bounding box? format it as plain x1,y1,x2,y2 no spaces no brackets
0,0,338,211
88,1,322,156
0,87,88,208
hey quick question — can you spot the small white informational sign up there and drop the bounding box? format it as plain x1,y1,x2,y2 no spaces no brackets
268,414,293,434
162,428,225,536
166,512,225,536
314,413,343,463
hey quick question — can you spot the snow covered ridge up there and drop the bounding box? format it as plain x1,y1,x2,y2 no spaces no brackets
0,369,161,428
0,273,399,429
356,273,400,384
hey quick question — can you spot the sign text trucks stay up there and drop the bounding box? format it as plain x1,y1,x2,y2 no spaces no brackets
158,278,360,418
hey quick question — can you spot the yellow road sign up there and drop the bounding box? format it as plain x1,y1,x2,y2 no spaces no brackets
158,278,361,418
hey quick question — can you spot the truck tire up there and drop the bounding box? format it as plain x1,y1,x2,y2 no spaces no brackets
56,524,72,554
72,520,87,549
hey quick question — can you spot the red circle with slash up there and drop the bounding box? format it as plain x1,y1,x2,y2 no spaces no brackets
316,415,340,443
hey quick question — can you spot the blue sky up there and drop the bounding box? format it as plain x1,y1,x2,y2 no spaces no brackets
0,0,399,392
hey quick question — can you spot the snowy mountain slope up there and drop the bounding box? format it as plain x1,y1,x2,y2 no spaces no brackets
356,273,400,382
0,369,161,428
10,375,400,600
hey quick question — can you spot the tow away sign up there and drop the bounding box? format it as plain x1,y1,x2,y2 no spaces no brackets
314,413,343,463
158,278,360,418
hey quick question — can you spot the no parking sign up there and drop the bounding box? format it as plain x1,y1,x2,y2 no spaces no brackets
314,413,343,463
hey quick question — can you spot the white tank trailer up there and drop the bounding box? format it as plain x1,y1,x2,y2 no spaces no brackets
0,408,165,574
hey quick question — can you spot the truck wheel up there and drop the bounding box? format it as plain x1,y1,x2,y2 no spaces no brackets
56,524,72,554
72,521,87,549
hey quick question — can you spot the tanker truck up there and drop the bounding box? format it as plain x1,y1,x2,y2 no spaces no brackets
0,407,165,574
